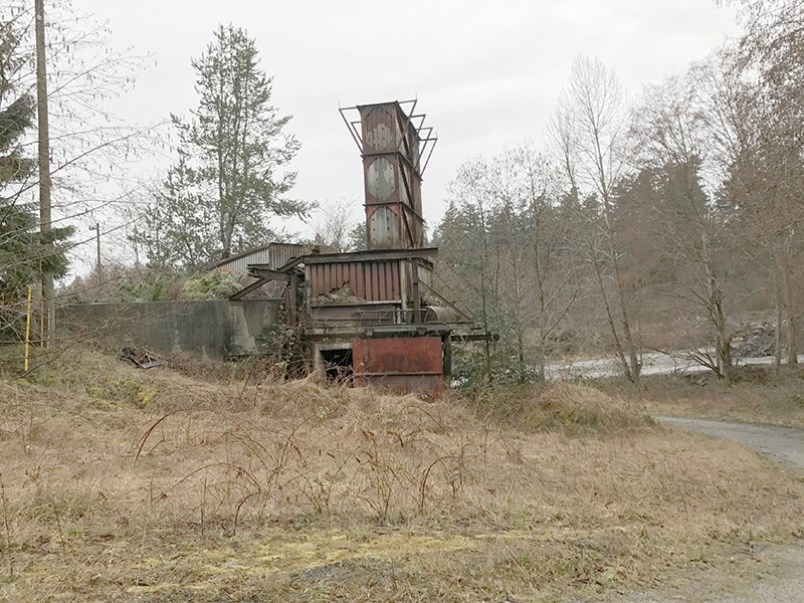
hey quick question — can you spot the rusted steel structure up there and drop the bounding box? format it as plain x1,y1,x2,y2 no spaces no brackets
341,100,435,249
233,100,482,396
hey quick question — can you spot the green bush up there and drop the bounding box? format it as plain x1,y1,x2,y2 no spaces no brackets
180,271,240,300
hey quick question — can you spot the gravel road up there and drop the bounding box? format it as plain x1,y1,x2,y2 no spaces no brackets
551,353,804,602
657,416,804,469
616,416,804,603
545,351,804,380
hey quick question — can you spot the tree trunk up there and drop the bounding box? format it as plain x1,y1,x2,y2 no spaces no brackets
590,243,633,382
604,223,640,382
35,0,55,348
699,225,730,379
536,273,547,381
780,256,798,365
773,259,784,371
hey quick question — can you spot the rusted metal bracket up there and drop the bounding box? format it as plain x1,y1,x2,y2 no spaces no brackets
418,280,473,323
230,277,271,301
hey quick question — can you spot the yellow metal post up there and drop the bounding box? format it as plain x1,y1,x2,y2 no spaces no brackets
24,285,33,372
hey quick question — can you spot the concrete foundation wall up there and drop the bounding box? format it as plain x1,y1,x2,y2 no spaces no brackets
60,299,282,360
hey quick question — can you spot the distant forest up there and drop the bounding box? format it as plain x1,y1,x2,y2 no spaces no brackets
429,1,803,382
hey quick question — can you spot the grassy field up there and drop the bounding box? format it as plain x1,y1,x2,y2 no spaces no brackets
0,347,802,602
597,367,804,429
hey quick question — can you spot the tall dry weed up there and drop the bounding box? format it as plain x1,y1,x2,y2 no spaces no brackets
0,349,802,601
461,380,654,435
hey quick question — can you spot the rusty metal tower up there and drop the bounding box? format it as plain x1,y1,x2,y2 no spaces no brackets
236,99,487,397
340,100,437,249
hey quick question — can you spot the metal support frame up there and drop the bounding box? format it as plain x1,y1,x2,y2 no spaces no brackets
247,268,293,281
339,99,419,154
289,272,299,326
230,277,271,301
411,259,422,324
363,198,425,224
305,323,454,338
339,100,436,176
443,334,452,380
418,280,473,323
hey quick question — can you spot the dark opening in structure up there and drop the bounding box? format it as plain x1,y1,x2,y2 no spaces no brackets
320,348,353,383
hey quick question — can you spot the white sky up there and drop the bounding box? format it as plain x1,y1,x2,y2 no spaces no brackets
69,0,741,263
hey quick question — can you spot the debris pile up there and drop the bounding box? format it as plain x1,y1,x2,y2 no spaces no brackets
121,347,167,369
733,325,776,358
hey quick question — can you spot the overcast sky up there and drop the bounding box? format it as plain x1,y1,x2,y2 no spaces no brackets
70,0,741,260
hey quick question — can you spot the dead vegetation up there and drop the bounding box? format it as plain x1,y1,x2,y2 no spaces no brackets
0,347,802,602
598,368,804,429
463,381,655,435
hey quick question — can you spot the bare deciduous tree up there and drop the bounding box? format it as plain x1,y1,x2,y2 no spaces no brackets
629,73,734,377
552,56,641,382
312,198,357,253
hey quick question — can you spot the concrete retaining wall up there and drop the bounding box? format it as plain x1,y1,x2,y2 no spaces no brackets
60,299,282,360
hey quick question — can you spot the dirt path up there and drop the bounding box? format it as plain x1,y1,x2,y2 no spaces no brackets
616,416,804,603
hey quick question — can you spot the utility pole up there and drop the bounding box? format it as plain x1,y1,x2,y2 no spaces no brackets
89,222,102,279
35,0,55,347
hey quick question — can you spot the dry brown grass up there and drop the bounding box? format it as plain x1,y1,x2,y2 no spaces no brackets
0,347,801,602
463,381,655,435
598,369,804,429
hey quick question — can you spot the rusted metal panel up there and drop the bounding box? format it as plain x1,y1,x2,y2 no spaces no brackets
352,337,444,396
365,157,397,201
411,172,422,217
377,261,387,300
353,337,443,375
359,104,403,154
367,205,400,248
355,263,365,300
363,156,403,205
386,261,396,298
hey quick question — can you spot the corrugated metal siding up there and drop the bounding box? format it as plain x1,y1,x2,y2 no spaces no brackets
213,243,310,276
310,260,402,301
215,248,273,276
269,243,311,268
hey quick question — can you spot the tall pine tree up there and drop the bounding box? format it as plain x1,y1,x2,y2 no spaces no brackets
137,25,308,270
0,12,71,338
